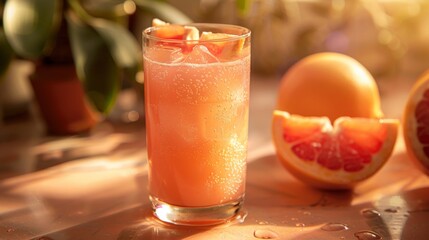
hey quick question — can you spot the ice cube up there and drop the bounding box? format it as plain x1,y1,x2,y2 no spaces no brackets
183,45,220,64
145,46,184,63
184,26,200,41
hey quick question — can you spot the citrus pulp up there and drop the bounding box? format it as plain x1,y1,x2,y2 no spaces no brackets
272,110,399,189
403,70,429,176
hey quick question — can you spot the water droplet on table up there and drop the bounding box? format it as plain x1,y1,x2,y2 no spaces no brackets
298,209,312,215
321,223,349,231
302,211,312,215
234,210,248,224
361,208,381,218
354,230,382,240
254,229,279,239
223,209,247,225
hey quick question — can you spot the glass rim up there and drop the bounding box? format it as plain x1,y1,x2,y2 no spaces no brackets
142,23,251,44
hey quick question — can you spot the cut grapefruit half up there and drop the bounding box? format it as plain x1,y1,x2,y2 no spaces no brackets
272,110,399,189
403,70,429,176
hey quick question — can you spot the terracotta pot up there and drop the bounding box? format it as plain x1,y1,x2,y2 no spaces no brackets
30,65,99,135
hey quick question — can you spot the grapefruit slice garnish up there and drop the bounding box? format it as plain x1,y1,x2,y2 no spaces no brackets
200,31,244,58
272,110,399,189
149,19,246,60
154,24,186,40
152,18,168,27
151,18,199,41
403,71,429,176
151,18,198,53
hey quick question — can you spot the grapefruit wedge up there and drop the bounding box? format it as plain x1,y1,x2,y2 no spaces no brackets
200,31,245,58
152,18,199,41
403,70,429,176
272,110,399,189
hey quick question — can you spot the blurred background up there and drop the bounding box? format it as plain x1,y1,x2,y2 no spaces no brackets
2,0,429,123
173,0,429,119
170,0,429,78
0,0,428,145
2,0,429,126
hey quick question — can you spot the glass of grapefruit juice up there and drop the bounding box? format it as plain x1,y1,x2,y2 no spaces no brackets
143,23,251,226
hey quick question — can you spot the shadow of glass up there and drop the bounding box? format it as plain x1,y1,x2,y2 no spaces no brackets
245,154,354,208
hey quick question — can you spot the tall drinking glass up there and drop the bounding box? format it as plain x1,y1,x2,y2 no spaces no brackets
143,23,251,226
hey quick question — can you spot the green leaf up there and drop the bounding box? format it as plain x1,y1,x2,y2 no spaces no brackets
3,0,62,59
66,12,120,113
236,0,251,17
134,0,192,24
0,28,13,78
89,18,142,83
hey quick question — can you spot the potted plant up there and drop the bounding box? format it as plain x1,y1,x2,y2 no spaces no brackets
0,0,191,135
0,0,22,122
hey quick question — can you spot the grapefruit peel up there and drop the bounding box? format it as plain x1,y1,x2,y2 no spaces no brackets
275,52,383,123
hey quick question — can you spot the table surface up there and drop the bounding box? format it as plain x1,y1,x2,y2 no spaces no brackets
0,74,428,240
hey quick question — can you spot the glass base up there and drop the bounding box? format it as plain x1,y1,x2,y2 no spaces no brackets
150,195,244,226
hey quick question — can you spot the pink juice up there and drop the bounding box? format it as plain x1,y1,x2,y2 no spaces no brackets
144,39,250,207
